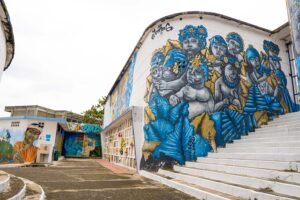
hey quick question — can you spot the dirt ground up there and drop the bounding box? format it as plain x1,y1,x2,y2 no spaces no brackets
2,159,197,200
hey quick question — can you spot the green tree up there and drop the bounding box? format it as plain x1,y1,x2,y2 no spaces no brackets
82,96,107,126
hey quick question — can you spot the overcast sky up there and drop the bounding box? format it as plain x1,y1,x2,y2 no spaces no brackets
0,0,288,116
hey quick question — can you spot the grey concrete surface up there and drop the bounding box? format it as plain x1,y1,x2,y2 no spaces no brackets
2,159,197,200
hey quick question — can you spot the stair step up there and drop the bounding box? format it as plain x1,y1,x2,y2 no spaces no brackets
22,178,45,200
246,132,300,138
0,175,26,200
185,162,300,184
276,112,300,118
266,120,300,127
207,153,300,162
234,136,300,143
218,147,300,154
0,170,9,193
267,119,300,125
158,169,296,200
255,126,300,134
196,157,298,171
226,141,300,148
261,120,300,128
174,166,300,197
140,170,234,200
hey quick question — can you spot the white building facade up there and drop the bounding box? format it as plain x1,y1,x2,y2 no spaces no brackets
102,12,296,172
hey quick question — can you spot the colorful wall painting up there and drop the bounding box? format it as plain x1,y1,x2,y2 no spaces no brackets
63,132,101,157
63,133,84,157
0,122,44,164
55,126,64,155
110,53,137,120
140,24,295,171
67,123,102,134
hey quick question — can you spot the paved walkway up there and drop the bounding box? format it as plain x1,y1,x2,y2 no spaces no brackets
2,159,196,200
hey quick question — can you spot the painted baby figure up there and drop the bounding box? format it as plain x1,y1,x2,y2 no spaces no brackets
144,51,165,102
205,35,228,95
214,63,242,111
169,64,214,119
169,63,217,152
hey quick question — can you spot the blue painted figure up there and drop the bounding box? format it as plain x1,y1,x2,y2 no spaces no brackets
179,25,208,59
244,46,283,128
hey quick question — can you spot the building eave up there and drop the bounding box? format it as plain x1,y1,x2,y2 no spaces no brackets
0,0,14,71
105,11,285,103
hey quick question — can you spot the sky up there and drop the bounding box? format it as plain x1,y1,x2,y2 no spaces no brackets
0,0,288,116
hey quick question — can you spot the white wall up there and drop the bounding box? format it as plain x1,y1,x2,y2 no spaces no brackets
0,119,58,163
104,13,293,170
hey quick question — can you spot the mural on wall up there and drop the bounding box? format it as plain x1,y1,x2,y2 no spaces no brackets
0,123,43,164
63,133,84,157
141,24,295,171
67,123,102,134
55,126,64,155
63,132,100,157
86,133,101,157
110,52,137,120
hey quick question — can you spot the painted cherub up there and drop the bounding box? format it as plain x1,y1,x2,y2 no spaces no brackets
205,35,228,95
168,64,217,152
214,63,242,111
226,32,245,64
155,48,189,97
144,51,165,102
169,64,214,119
178,25,208,61
156,25,208,95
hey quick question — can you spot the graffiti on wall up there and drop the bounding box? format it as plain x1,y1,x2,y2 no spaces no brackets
55,126,64,155
63,133,84,156
110,53,137,120
141,24,295,171
151,23,174,39
63,132,100,157
67,123,102,134
0,123,44,164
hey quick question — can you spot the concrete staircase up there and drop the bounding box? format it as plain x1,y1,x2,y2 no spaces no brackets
141,112,300,200
0,170,45,200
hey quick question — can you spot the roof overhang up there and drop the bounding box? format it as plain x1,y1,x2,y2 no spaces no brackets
0,0,14,71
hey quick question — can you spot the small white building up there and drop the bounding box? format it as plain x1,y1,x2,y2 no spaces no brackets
102,12,297,172
0,116,65,164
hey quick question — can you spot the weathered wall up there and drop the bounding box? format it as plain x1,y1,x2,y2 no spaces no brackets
0,119,58,164
104,13,295,171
